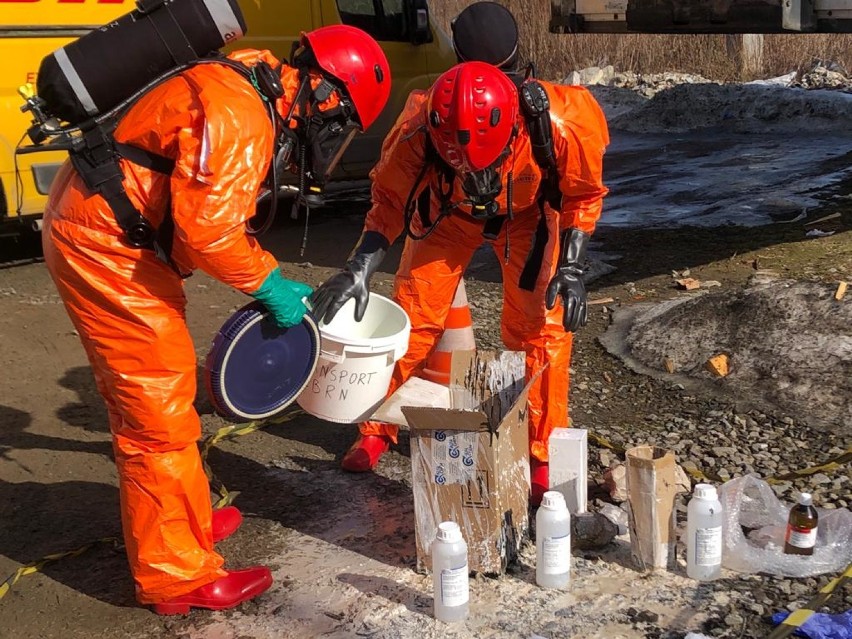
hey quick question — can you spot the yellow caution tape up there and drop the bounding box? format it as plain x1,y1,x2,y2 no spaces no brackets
586,434,849,486
682,465,723,484
200,409,304,509
200,408,304,457
587,432,724,482
767,447,852,483
0,537,121,601
0,409,304,600
767,562,852,639
587,432,625,454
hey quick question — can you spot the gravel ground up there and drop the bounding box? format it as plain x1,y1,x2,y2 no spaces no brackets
1,197,849,639
462,211,852,638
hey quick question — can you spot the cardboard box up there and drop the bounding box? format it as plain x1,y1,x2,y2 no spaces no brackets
548,427,588,514
380,350,534,575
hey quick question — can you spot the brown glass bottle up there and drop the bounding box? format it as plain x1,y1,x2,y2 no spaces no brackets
783,492,819,556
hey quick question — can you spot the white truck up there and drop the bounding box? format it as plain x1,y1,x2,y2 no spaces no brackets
549,0,852,33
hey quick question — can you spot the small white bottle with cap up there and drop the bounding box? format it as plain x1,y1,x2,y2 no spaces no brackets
536,491,572,589
431,521,469,623
686,483,724,581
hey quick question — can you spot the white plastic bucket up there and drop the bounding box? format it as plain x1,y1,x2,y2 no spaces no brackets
297,293,410,424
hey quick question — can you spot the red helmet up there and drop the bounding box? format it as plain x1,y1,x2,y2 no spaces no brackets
300,25,391,131
427,61,518,172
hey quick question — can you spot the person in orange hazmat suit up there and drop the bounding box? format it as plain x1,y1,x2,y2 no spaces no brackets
41,25,390,614
311,60,609,506
451,1,520,72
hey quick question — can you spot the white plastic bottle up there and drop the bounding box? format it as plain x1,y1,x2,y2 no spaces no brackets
686,483,724,581
536,491,572,589
431,521,469,623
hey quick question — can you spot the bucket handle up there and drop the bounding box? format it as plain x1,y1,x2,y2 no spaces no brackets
320,342,397,359
323,342,401,356
319,343,347,363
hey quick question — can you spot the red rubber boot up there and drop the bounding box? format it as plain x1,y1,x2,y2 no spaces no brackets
341,434,391,472
530,458,550,507
212,506,243,543
151,567,273,615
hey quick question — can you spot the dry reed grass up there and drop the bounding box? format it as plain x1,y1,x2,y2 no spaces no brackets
431,0,852,81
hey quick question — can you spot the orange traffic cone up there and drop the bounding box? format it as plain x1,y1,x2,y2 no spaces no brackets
420,278,476,385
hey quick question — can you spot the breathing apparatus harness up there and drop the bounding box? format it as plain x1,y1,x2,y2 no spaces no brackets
21,23,355,267
401,65,562,290
21,56,289,270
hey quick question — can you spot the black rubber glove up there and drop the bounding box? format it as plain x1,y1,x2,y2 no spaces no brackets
311,230,389,324
545,228,590,333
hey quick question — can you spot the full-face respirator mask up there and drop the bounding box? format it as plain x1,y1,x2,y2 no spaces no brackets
276,41,362,202
458,147,511,219
274,80,359,205
250,54,361,235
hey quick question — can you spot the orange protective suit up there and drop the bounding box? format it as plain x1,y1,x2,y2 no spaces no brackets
42,50,298,603
359,82,609,462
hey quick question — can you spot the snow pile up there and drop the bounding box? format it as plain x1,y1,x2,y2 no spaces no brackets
604,82,852,133
791,59,852,91
567,62,852,133
616,278,852,431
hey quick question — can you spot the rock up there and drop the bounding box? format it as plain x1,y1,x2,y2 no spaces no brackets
790,582,811,597
674,463,692,494
563,67,616,86
724,612,744,628
627,607,660,623
603,462,628,502
713,447,737,457
563,70,582,86
682,459,700,474
597,502,629,535
571,512,618,550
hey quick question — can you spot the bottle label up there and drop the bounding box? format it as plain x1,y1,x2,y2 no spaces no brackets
694,526,723,566
440,564,469,607
542,534,572,575
786,525,817,549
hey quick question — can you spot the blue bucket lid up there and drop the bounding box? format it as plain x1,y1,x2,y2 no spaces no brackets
204,301,320,422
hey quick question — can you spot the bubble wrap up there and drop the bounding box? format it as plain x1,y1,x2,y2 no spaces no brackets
719,474,852,577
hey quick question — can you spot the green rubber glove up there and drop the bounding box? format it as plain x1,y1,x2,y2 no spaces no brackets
250,269,313,328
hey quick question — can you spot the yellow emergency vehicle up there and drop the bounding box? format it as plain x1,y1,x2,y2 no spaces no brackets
1,0,454,238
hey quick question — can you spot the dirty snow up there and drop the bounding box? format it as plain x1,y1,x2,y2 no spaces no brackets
600,277,852,433
583,66,852,228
